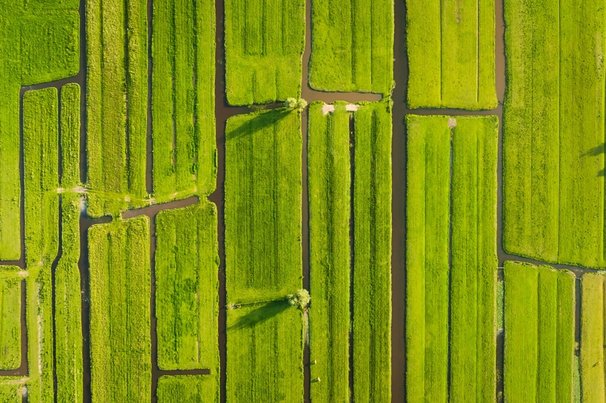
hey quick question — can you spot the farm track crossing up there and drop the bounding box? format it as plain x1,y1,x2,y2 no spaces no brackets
0,0,605,401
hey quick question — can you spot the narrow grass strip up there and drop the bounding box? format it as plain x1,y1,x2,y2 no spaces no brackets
353,101,392,402
0,267,22,370
580,273,606,402
308,102,351,402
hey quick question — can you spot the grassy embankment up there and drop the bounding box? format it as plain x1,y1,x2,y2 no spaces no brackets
224,0,305,105
503,0,606,267
309,0,393,94
406,0,496,109
406,115,497,401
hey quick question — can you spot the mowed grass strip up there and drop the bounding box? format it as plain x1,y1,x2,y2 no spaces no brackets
308,102,351,402
224,0,305,105
406,0,496,109
152,0,216,200
504,262,575,402
449,116,497,402
504,0,606,267
86,0,147,216
0,267,22,370
406,115,451,402
157,376,218,403
225,109,302,301
406,115,497,401
89,216,151,402
155,202,219,371
353,101,392,402
60,84,81,188
227,302,303,402
580,273,606,402
309,0,393,94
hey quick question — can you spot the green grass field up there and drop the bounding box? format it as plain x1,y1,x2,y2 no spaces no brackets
503,0,606,268
0,267,21,371
504,262,575,402
152,0,216,200
580,273,606,402
157,376,218,403
88,217,151,402
86,0,148,216
309,0,394,94
155,202,219,372
406,115,498,402
406,0,496,109
224,0,305,105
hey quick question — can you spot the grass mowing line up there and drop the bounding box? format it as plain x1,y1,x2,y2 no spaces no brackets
504,0,606,268
406,0,496,109
580,273,606,402
406,115,497,401
0,267,22,370
88,216,151,402
152,0,216,202
155,202,219,379
224,0,305,105
352,101,392,402
86,0,147,217
225,109,303,400
308,102,351,402
157,375,218,403
503,261,575,402
309,0,393,94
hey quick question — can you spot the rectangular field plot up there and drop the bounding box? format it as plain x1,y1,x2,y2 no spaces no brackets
504,0,606,268
88,216,151,402
308,101,392,402
580,273,606,402
226,302,303,402
309,0,393,94
23,88,60,265
157,376,218,403
224,0,305,105
152,0,216,200
0,267,21,370
406,115,498,401
155,202,219,371
406,0,496,109
86,0,148,216
0,378,25,403
225,109,302,301
504,262,575,402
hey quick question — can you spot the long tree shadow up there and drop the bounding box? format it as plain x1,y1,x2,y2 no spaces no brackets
228,300,291,330
582,143,606,176
226,107,293,141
